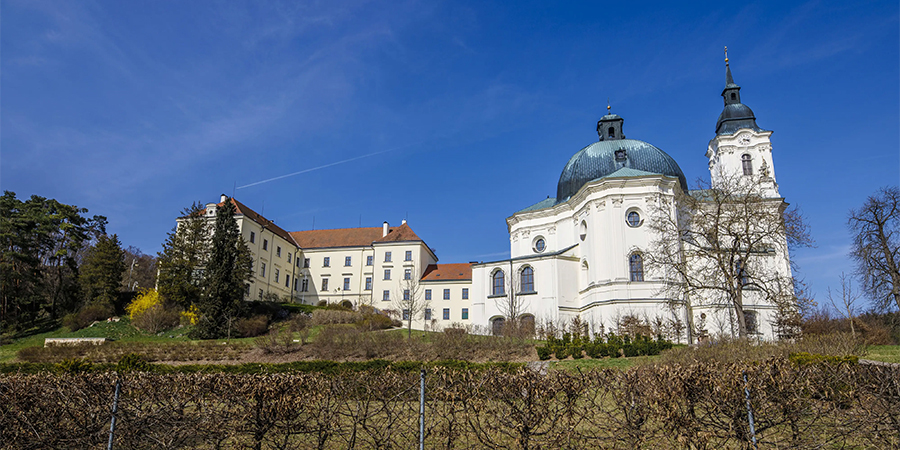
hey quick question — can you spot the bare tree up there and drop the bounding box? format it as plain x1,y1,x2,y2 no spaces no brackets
645,172,812,338
828,272,860,339
848,186,900,312
492,262,533,336
392,276,429,338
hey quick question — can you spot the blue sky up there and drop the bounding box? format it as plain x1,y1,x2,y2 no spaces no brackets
3,0,898,309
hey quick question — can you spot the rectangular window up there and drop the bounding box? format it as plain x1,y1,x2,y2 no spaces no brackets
384,269,391,280
321,278,329,291
365,277,372,290
383,290,390,302
303,258,310,268
425,289,432,300
293,278,298,291
462,288,469,299
366,255,373,266
461,308,468,320
250,260,254,272
295,257,300,268
287,253,291,263
285,275,289,288
384,251,392,262
276,246,281,257
443,288,450,300
343,277,350,291
249,231,255,243
263,239,268,251
260,262,266,277
274,269,279,283
345,256,352,266
443,308,450,320
425,308,432,321
405,250,412,261
323,257,330,267
402,309,409,320
301,278,309,292
259,289,263,300
404,268,411,280
403,289,410,300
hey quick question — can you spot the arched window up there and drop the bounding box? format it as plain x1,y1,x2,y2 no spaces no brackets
608,126,615,138
491,317,506,336
742,154,752,175
491,270,505,296
520,266,534,293
629,253,644,282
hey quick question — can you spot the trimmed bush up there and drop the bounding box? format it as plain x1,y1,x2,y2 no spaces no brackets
234,315,269,337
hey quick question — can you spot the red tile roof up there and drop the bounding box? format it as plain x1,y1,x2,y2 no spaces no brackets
420,263,472,281
199,198,298,246
290,227,385,249
374,223,422,243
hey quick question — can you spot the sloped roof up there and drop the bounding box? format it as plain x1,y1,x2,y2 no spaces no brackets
199,198,297,247
374,223,422,243
290,227,385,249
421,263,472,281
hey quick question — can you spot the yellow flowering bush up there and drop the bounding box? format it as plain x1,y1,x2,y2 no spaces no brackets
181,304,199,325
126,289,160,320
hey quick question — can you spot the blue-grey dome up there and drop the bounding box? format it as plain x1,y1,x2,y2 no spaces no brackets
555,138,687,203
716,103,761,135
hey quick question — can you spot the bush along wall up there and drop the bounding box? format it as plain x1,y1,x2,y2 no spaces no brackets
537,333,674,361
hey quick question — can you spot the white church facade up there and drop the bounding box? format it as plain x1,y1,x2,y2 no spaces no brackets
190,59,794,341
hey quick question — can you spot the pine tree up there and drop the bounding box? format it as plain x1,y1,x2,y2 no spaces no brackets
157,203,209,310
191,198,252,339
79,234,125,307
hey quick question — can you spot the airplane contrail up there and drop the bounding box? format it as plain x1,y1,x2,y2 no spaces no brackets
236,147,399,189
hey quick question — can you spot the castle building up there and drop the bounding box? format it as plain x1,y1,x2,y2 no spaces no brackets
189,58,793,340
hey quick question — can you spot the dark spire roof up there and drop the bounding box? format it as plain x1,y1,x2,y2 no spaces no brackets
716,48,763,135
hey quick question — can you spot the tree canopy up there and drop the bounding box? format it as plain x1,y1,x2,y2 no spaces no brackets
849,186,900,312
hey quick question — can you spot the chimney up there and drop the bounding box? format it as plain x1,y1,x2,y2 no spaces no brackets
383,221,389,237
401,219,407,225
220,194,227,203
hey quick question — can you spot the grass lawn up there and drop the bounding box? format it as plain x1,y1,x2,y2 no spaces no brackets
864,345,900,363
550,355,659,371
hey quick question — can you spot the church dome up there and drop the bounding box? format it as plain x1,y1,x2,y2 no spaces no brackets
555,138,688,203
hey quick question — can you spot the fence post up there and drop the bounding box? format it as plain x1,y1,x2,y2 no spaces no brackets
419,368,426,450
107,378,121,450
742,371,758,450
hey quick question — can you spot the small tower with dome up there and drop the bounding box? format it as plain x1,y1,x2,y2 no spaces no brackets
706,48,780,197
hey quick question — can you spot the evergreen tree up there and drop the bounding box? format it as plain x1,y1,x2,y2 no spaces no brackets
79,234,125,307
191,198,252,339
157,203,209,310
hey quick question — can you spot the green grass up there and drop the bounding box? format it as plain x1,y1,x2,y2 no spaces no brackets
550,355,659,371
864,345,900,363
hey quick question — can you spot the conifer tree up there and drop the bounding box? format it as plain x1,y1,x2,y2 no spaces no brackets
157,203,208,310
191,197,252,339
79,234,125,307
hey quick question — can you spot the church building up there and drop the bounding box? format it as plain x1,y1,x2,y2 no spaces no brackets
189,57,793,341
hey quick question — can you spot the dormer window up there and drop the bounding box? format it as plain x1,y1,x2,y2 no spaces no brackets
742,154,753,175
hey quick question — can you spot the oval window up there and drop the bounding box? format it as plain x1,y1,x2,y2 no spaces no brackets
533,238,546,253
580,220,588,241
627,211,642,228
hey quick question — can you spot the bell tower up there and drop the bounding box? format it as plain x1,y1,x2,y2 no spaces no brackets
706,47,779,197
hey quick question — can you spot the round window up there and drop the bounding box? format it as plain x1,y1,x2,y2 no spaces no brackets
626,211,642,228
533,238,546,253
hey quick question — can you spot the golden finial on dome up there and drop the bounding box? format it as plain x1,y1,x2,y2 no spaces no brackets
607,98,611,113
724,46,729,63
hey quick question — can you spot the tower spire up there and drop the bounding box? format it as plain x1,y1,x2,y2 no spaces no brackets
724,46,735,86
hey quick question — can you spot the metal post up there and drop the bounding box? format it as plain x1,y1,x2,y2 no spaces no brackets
743,371,759,450
419,368,426,450
107,379,121,450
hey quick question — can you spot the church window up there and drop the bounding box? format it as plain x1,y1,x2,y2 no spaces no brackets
627,211,642,228
742,154,753,175
608,127,615,138
534,238,546,253
629,253,644,281
520,266,534,293
492,317,505,336
491,270,505,296
580,220,588,241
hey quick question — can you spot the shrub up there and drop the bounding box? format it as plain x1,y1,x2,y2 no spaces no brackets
234,315,269,337
126,289,159,320
116,353,152,372
56,358,93,374
311,309,361,325
316,300,327,307
256,328,300,355
131,303,180,333
355,313,393,331
63,302,114,331
536,346,553,360
181,304,199,325
340,300,354,310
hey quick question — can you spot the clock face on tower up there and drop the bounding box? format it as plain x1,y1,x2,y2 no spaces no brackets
739,134,751,145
